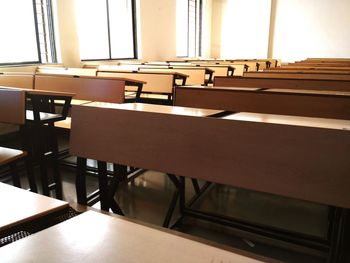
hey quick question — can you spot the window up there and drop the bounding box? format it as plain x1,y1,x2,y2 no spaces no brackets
0,0,56,65
176,0,202,57
76,0,137,61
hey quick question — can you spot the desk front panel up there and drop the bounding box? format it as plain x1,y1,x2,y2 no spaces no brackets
70,105,350,209
174,86,350,120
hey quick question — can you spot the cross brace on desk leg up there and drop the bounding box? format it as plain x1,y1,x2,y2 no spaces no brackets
328,208,350,263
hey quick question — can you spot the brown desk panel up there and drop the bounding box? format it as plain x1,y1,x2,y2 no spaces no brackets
214,76,350,92
174,86,350,120
244,72,350,81
70,105,350,209
35,74,125,103
0,88,25,125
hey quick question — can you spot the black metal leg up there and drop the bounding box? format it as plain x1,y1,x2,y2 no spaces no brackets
9,162,21,188
329,208,350,263
179,176,185,214
163,189,179,228
49,125,63,199
97,161,109,211
76,157,87,205
36,126,50,196
191,178,201,195
108,164,126,215
20,125,37,192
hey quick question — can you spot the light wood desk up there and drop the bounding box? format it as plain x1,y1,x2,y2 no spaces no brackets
0,183,68,232
0,211,272,263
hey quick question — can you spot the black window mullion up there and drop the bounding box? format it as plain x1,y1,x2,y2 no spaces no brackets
106,0,112,59
46,0,57,63
32,0,42,63
131,0,138,59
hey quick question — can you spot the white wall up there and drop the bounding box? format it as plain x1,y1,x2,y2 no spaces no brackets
210,0,271,59
271,0,350,62
201,0,213,58
55,0,81,67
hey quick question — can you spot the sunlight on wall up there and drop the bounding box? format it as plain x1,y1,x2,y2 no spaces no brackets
176,0,188,56
272,0,350,62
220,0,271,59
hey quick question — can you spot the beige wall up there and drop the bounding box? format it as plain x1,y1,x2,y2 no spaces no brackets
138,0,177,61
271,0,350,62
210,0,350,62
201,0,213,58
55,0,81,67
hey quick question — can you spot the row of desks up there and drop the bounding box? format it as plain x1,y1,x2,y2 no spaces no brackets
0,183,269,262
67,101,350,261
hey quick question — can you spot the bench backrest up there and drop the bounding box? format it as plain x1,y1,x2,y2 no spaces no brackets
174,86,350,120
35,74,125,103
97,71,174,94
0,88,25,124
0,73,34,89
244,72,350,81
214,76,350,92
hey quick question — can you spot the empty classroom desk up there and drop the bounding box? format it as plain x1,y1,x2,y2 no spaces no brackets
174,86,350,120
0,182,68,232
214,76,350,92
69,104,350,261
0,210,273,263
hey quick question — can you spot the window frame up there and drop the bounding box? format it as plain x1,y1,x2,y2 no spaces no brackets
177,0,202,58
0,0,57,66
80,0,138,62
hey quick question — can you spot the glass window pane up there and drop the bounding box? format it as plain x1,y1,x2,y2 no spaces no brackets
109,0,135,59
0,0,39,64
76,0,110,60
176,0,189,57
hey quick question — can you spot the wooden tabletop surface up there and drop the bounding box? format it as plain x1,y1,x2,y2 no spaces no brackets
84,102,222,117
223,112,350,131
0,211,271,263
265,88,350,96
0,183,68,231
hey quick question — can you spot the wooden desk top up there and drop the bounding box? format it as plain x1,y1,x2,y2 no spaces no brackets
0,147,26,166
0,183,68,231
0,211,269,263
55,117,71,130
264,88,350,96
177,86,261,91
84,102,222,117
139,68,190,77
0,86,76,97
56,99,92,106
223,112,350,131
35,73,146,85
98,69,188,78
